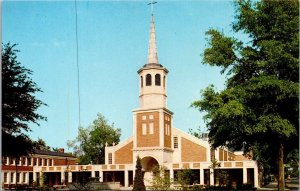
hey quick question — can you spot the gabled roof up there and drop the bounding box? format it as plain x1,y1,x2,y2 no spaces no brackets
33,149,76,158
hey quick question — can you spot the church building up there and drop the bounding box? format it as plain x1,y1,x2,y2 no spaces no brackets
24,13,258,189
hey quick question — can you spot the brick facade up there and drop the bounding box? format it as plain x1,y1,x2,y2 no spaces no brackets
115,141,133,164
136,112,160,147
181,137,207,162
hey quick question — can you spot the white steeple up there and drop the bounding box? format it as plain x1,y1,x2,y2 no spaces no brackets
147,14,158,64
137,13,168,109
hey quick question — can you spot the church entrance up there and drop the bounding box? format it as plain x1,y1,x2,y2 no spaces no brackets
141,156,159,172
141,156,159,186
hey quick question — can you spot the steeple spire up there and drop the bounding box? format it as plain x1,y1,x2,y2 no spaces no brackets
147,14,158,64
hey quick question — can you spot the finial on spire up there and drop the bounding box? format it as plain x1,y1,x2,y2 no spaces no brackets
147,2,159,65
148,1,157,15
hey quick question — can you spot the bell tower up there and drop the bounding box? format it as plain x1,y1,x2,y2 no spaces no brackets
133,13,173,165
138,15,168,109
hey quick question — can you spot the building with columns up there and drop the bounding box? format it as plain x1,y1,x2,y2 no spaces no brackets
2,13,259,189
1,149,76,189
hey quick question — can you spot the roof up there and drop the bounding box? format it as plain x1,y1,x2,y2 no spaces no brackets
33,149,76,158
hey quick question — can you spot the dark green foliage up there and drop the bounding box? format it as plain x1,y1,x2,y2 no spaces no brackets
192,0,298,189
67,113,121,164
175,169,197,188
2,42,47,157
132,156,146,191
32,138,51,151
284,149,299,178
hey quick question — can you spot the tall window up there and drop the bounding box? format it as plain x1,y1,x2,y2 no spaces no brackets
4,172,7,183
16,173,20,183
9,157,14,165
10,173,14,183
108,153,112,164
146,74,152,86
142,123,147,135
3,157,7,165
149,123,154,134
141,76,143,88
17,158,21,165
27,158,31,166
155,74,161,86
23,172,26,183
173,137,178,149
163,76,166,88
22,157,26,165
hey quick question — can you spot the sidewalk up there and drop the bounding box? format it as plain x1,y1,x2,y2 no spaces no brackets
258,182,299,191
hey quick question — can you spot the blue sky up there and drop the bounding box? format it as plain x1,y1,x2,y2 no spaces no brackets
3,1,238,151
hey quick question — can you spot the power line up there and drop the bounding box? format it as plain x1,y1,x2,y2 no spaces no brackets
74,0,81,127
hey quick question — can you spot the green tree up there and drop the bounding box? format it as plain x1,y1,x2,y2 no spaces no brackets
32,138,51,151
192,1,298,190
132,156,146,191
2,42,47,157
284,149,299,178
175,169,196,190
150,165,171,190
67,113,121,164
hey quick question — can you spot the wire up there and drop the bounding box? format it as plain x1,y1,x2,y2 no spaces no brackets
74,0,81,127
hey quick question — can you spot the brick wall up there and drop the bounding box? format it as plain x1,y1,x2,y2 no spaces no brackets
235,155,250,161
115,141,133,164
181,137,207,162
136,112,160,147
53,158,76,166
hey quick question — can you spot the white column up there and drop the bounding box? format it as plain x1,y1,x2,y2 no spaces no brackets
133,170,135,183
243,167,248,184
99,171,103,182
254,166,259,188
200,169,204,185
25,172,29,184
170,169,174,181
33,172,37,182
68,172,72,183
13,172,16,184
91,171,95,177
209,169,214,186
20,172,23,184
61,171,65,184
7,172,11,184
1,172,4,184
124,170,129,187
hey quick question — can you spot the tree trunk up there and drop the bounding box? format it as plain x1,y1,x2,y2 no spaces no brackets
257,161,264,187
278,143,284,190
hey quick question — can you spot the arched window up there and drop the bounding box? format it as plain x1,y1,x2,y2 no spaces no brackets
146,74,152,86
155,74,161,86
163,76,166,88
141,76,143,88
